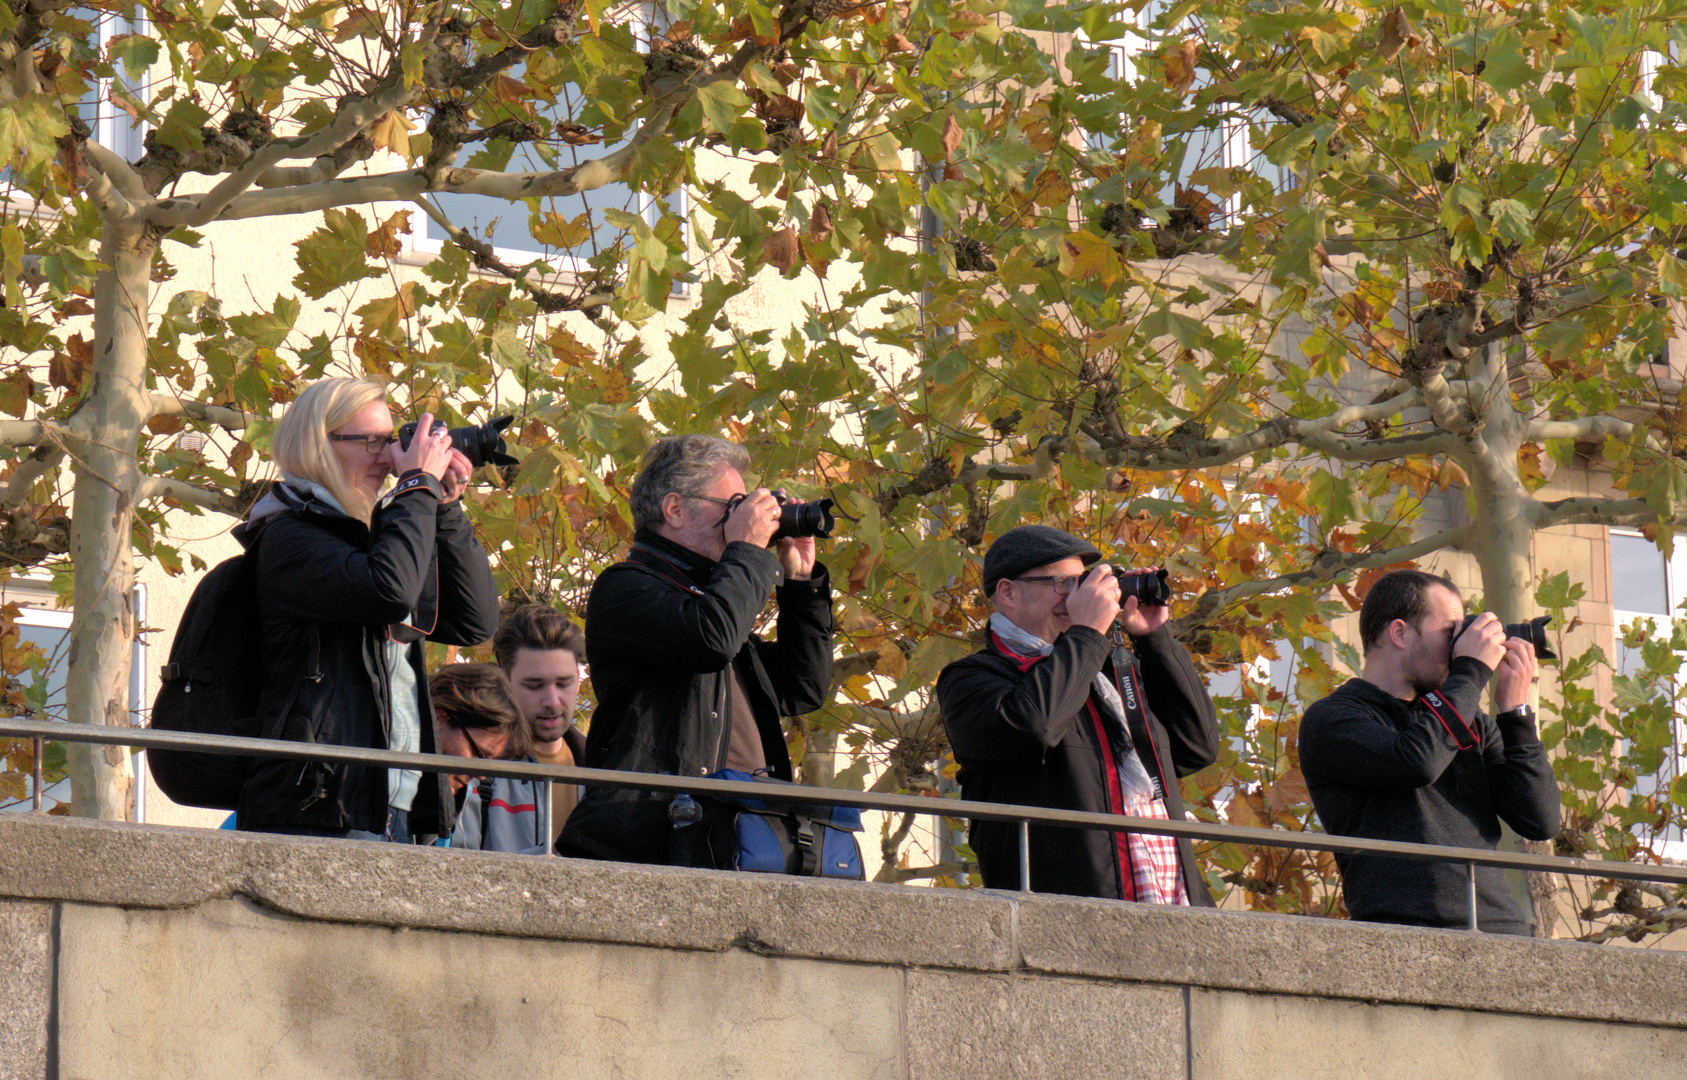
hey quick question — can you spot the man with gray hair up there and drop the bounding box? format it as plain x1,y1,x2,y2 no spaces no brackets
557,434,835,864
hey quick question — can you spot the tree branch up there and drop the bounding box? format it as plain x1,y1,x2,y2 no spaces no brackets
82,141,147,203
411,197,614,316
1175,526,1473,630
136,475,247,516
1,445,65,511
1534,495,1687,531
148,395,254,431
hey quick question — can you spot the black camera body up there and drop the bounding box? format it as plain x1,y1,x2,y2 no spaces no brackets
396,414,517,469
723,490,837,540
1084,565,1171,608
1453,613,1556,660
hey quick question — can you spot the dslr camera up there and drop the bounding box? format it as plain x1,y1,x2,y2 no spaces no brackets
1452,613,1555,660
396,414,518,469
723,490,837,541
1084,565,1172,608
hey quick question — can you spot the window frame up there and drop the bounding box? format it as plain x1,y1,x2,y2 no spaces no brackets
407,2,685,274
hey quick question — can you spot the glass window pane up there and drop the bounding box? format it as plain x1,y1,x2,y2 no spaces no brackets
1612,533,1670,615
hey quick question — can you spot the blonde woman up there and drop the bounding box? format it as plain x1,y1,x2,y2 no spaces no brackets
235,377,498,842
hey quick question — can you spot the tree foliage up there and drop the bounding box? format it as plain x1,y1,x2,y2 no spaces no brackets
3,0,1686,939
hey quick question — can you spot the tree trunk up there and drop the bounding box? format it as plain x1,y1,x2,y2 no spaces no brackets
1464,346,1558,937
64,217,154,820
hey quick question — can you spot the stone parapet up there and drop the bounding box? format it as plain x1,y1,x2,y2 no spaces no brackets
1,814,1684,1079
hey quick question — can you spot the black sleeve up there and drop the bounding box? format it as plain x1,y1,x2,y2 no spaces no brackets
937,626,1113,768
588,541,782,672
1299,658,1494,790
1482,708,1562,841
427,499,499,646
1130,625,1220,777
256,487,443,626
755,563,835,717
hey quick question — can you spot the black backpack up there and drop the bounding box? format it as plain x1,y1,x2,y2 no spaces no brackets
148,529,271,809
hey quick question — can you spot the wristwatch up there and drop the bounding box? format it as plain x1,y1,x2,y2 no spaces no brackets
1496,704,1536,724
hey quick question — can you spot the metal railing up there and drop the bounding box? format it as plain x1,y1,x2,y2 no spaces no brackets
5,716,1686,932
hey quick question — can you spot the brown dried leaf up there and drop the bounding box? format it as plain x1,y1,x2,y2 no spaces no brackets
49,334,92,394
146,413,186,437
1163,38,1199,95
763,227,802,273
754,92,804,122
555,121,603,146
808,203,834,244
1378,8,1418,60
886,33,916,52
820,130,840,160
0,371,34,417
366,209,411,259
939,113,962,162
332,7,385,43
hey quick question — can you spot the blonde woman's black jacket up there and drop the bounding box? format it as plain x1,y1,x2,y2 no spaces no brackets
234,477,499,836
558,529,834,865
938,623,1220,903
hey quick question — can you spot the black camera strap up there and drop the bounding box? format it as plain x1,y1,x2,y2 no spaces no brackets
1418,690,1480,751
1109,639,1168,803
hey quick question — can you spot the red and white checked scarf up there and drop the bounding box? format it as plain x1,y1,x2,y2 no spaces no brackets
1122,792,1188,905
990,614,1189,905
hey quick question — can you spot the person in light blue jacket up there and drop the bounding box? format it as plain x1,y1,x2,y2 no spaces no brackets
429,663,541,853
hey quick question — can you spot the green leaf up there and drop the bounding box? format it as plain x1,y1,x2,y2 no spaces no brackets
153,99,214,154
0,96,69,178
694,81,750,136
291,209,381,298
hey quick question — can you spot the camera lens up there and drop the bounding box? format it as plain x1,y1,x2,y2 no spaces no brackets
395,415,517,468
1114,568,1171,607
1452,613,1556,660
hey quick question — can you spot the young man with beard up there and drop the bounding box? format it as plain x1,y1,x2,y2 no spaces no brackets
1298,569,1561,933
486,604,589,850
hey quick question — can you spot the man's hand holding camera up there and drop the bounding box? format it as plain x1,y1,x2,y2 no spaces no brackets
1452,612,1508,671
724,488,815,580
1068,564,1121,634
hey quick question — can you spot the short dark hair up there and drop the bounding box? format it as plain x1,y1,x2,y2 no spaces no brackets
493,604,584,671
627,434,751,530
1358,569,1461,654
429,663,531,759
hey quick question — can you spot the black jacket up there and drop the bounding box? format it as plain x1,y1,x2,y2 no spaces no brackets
937,622,1220,903
235,477,499,835
558,529,835,864
1298,659,1561,933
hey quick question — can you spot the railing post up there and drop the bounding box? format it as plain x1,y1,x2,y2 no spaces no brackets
1019,820,1032,893
31,735,42,812
1467,862,1479,931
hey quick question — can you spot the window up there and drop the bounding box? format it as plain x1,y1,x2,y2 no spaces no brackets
415,4,683,271
1,8,148,201
71,7,150,164
1608,529,1687,858
0,579,147,819
1084,3,1294,227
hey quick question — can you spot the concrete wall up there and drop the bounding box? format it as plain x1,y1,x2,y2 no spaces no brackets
1,816,1685,1080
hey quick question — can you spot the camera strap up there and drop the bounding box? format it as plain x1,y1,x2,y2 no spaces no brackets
1418,690,1480,751
1112,657,1168,803
627,542,707,597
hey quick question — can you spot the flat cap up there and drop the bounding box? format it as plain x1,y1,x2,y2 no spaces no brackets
981,525,1101,598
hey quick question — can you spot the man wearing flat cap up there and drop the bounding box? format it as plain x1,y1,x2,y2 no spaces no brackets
937,525,1220,903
